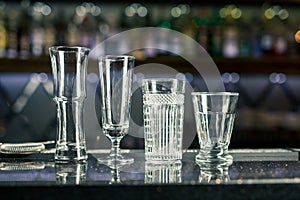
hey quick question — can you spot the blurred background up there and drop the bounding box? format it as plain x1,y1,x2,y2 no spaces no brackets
0,0,300,149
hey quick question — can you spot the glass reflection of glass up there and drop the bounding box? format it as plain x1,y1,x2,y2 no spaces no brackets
145,161,182,184
98,160,132,184
108,162,123,184
198,162,231,184
55,162,87,185
0,161,48,171
97,55,135,165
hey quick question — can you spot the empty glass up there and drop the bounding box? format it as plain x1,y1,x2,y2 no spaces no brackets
198,162,231,184
192,92,239,165
142,78,185,161
56,162,87,185
145,161,182,184
97,55,135,165
49,46,89,162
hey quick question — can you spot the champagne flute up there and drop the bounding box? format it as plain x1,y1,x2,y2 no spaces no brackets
97,55,135,165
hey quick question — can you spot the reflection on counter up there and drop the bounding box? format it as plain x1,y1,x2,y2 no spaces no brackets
0,150,299,185
55,162,87,185
0,161,48,171
145,161,182,184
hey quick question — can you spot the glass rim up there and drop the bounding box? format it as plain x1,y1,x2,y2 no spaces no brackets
142,78,185,94
49,46,90,52
98,55,135,61
191,92,239,96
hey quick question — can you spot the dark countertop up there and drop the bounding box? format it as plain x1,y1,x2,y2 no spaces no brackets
0,149,300,200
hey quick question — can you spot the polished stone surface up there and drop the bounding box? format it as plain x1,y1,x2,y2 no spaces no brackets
0,149,299,199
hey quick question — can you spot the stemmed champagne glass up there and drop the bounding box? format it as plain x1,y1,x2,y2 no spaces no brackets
97,55,135,165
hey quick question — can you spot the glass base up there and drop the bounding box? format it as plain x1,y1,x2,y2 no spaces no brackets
195,150,233,166
55,162,87,184
97,154,134,167
198,162,231,183
55,146,87,163
145,154,182,163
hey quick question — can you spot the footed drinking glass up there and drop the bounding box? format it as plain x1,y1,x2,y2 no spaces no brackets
97,55,135,165
192,92,239,165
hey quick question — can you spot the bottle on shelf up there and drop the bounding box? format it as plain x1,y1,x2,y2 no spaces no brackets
54,10,67,46
250,15,263,58
18,3,31,59
221,5,240,58
273,18,288,57
171,4,197,57
194,7,210,52
121,3,150,29
72,3,99,49
43,8,56,55
154,5,172,57
209,11,223,57
0,6,6,58
93,5,110,49
6,7,18,58
238,18,251,57
120,3,151,58
29,2,45,57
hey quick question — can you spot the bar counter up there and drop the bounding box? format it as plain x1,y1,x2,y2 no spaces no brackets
0,149,300,199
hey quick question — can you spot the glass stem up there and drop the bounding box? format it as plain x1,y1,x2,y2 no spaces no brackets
110,167,121,184
111,139,121,157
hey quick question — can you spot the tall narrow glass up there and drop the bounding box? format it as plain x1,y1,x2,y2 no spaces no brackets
142,78,185,161
49,46,89,162
97,55,135,165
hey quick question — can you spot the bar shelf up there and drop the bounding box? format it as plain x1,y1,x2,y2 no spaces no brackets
1,56,300,74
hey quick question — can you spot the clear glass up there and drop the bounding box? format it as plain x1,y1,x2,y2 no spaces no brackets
97,55,135,165
198,162,231,184
55,162,87,185
145,161,182,184
49,46,90,162
192,92,239,165
142,78,185,161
